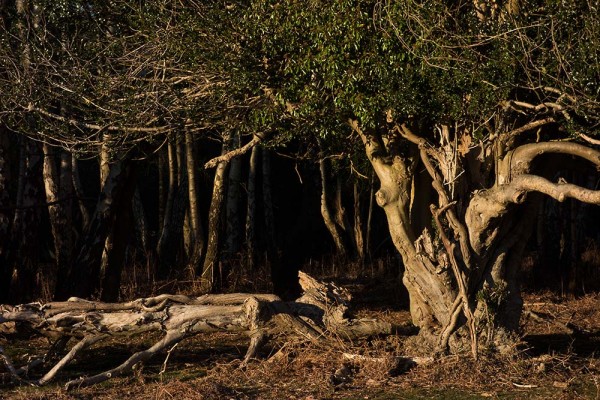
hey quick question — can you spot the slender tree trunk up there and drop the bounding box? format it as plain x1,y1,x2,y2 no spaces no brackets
158,147,166,232
177,134,193,259
335,176,356,255
10,138,43,303
100,167,136,302
353,181,365,263
185,129,205,275
55,160,132,300
365,172,374,260
59,150,74,251
43,144,73,291
201,133,231,292
318,156,348,258
245,144,259,270
0,127,13,303
132,186,154,278
99,134,114,287
72,154,90,230
225,132,243,258
157,139,178,277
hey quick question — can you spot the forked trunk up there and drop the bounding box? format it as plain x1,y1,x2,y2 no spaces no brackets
318,156,349,258
351,118,600,354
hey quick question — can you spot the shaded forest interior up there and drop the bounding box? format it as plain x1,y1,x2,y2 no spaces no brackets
1,125,599,305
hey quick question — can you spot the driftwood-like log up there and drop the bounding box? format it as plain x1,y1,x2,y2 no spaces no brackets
0,272,398,389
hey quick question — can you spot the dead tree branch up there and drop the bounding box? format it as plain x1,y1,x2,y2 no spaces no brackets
0,273,399,389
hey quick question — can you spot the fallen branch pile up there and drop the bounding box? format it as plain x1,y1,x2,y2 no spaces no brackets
0,273,399,389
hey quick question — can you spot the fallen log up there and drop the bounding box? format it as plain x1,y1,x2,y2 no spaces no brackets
0,272,401,389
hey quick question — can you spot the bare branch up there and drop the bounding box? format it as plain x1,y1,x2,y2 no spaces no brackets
28,104,171,134
510,141,600,175
504,174,600,205
578,132,600,146
204,133,268,169
504,118,555,138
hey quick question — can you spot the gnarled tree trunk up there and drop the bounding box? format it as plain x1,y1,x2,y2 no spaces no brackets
350,118,600,355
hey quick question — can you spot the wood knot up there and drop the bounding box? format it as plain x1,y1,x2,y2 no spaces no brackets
375,190,388,207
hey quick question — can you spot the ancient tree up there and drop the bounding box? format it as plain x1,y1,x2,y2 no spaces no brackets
239,0,600,352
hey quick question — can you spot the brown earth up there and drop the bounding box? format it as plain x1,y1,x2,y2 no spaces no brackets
1,277,599,400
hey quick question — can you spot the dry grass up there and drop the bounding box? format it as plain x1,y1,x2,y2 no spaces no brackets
2,277,600,399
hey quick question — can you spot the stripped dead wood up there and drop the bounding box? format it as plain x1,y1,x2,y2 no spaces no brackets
0,272,399,389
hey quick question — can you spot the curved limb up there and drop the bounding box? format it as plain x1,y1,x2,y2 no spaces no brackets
508,141,600,176
501,174,600,205
64,330,186,390
37,334,108,385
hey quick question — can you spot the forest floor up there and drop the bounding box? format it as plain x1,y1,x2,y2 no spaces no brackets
1,275,600,400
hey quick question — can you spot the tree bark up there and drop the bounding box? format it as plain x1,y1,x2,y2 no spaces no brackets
353,181,365,262
1,273,397,388
349,118,600,353
319,156,349,258
245,143,259,270
71,154,90,230
43,144,73,289
157,139,178,277
225,132,243,258
100,166,136,302
0,127,12,304
10,138,43,303
200,133,231,292
185,127,204,268
54,159,133,300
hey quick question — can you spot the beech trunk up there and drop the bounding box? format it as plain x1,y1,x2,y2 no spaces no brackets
351,118,600,354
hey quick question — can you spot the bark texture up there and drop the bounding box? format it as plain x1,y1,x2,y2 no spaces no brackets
0,273,397,389
350,117,600,354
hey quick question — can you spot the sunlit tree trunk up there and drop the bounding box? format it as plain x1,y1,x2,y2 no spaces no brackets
318,156,349,258
99,133,114,288
157,138,178,277
201,132,231,292
352,117,600,354
43,144,74,293
185,128,204,264
353,181,365,263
